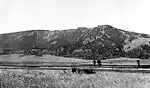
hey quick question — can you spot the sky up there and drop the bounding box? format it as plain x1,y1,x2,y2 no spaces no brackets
0,0,150,34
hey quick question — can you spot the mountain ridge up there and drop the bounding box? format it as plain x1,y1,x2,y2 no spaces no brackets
1,25,150,59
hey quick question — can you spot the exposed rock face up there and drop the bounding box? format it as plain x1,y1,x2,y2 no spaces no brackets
124,38,150,52
1,25,150,59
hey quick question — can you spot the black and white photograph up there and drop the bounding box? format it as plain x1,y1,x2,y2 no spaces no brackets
0,0,150,88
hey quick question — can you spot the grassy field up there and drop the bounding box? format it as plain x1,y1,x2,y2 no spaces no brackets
0,55,150,87
103,57,150,65
1,54,150,67
0,54,92,63
1,54,150,62
0,69,150,88
1,54,150,69
0,54,93,66
0,54,150,64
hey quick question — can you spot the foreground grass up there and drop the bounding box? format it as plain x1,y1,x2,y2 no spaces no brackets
0,69,150,88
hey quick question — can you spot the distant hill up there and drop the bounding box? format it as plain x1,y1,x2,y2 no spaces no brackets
1,25,150,59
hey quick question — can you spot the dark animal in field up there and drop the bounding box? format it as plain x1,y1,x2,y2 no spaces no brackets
71,68,96,74
72,67,77,73
82,69,96,74
77,69,82,73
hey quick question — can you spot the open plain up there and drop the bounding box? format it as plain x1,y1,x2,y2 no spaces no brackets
0,54,150,88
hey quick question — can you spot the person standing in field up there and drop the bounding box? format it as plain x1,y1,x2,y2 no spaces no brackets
137,60,140,67
92,60,96,67
97,60,101,67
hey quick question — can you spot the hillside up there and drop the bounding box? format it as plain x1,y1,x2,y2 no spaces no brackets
1,25,150,59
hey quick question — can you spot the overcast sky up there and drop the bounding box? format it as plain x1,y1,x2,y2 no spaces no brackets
0,0,150,34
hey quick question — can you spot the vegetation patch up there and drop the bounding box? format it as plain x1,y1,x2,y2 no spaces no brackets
0,69,150,88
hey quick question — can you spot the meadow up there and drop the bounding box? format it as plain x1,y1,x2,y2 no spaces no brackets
0,69,150,88
0,54,150,88
1,54,150,66
0,54,92,63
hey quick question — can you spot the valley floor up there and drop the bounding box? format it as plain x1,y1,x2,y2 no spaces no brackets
1,54,150,72
0,54,150,87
